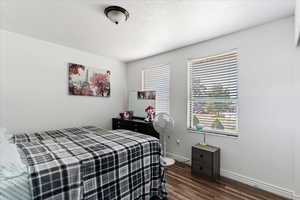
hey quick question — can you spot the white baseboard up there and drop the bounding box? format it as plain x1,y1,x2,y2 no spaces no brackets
221,169,294,199
166,152,191,164
166,152,297,199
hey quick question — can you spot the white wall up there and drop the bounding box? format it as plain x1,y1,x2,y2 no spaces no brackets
294,33,300,198
127,17,300,198
296,0,300,46
0,30,127,132
0,30,5,127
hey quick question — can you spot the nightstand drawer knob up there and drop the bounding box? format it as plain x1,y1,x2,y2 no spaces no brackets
199,166,203,170
200,154,203,158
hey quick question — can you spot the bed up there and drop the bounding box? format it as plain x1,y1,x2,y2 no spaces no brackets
0,126,166,200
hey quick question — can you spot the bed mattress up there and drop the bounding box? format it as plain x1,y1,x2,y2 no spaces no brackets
6,126,166,200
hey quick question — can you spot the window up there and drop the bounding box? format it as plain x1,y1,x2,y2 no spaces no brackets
188,51,238,136
143,65,170,114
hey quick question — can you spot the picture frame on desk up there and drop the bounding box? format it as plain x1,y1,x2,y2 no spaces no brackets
119,111,133,120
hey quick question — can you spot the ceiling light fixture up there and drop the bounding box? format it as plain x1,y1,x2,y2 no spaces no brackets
104,6,129,25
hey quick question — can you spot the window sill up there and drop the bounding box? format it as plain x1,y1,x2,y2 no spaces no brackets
188,128,239,138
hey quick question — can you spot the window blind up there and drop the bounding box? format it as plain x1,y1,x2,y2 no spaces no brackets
188,51,238,136
143,65,170,114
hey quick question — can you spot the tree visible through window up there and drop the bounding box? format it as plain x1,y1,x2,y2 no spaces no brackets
188,51,238,136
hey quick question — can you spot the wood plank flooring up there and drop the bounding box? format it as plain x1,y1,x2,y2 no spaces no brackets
165,163,288,200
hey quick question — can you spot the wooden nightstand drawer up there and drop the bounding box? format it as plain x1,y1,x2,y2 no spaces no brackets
192,148,212,167
192,144,220,180
192,161,212,177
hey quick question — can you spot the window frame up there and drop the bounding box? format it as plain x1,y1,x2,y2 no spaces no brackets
187,50,239,137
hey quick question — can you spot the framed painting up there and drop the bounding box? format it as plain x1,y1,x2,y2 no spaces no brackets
68,63,111,97
137,91,156,100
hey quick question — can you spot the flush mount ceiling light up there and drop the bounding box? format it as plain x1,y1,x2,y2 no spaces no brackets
104,6,129,25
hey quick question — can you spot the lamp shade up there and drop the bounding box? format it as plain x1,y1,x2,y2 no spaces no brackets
105,6,129,25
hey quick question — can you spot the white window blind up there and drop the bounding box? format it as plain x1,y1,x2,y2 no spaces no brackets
188,51,238,136
143,65,170,114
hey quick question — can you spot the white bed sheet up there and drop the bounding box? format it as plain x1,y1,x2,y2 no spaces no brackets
0,173,31,200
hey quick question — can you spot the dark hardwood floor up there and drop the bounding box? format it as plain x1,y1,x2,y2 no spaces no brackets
165,163,288,200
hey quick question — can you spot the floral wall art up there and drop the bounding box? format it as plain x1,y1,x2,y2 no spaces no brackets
68,63,111,97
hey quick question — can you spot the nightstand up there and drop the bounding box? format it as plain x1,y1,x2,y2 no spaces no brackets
192,144,220,180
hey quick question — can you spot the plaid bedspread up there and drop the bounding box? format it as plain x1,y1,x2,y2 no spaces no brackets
15,126,166,200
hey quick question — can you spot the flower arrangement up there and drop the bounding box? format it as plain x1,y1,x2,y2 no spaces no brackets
145,105,155,122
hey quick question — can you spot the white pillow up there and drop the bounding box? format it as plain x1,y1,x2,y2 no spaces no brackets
0,128,13,143
0,143,27,181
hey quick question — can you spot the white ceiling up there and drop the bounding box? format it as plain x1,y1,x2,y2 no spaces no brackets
0,0,295,62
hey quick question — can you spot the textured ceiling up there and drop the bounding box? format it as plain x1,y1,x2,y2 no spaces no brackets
0,0,295,62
